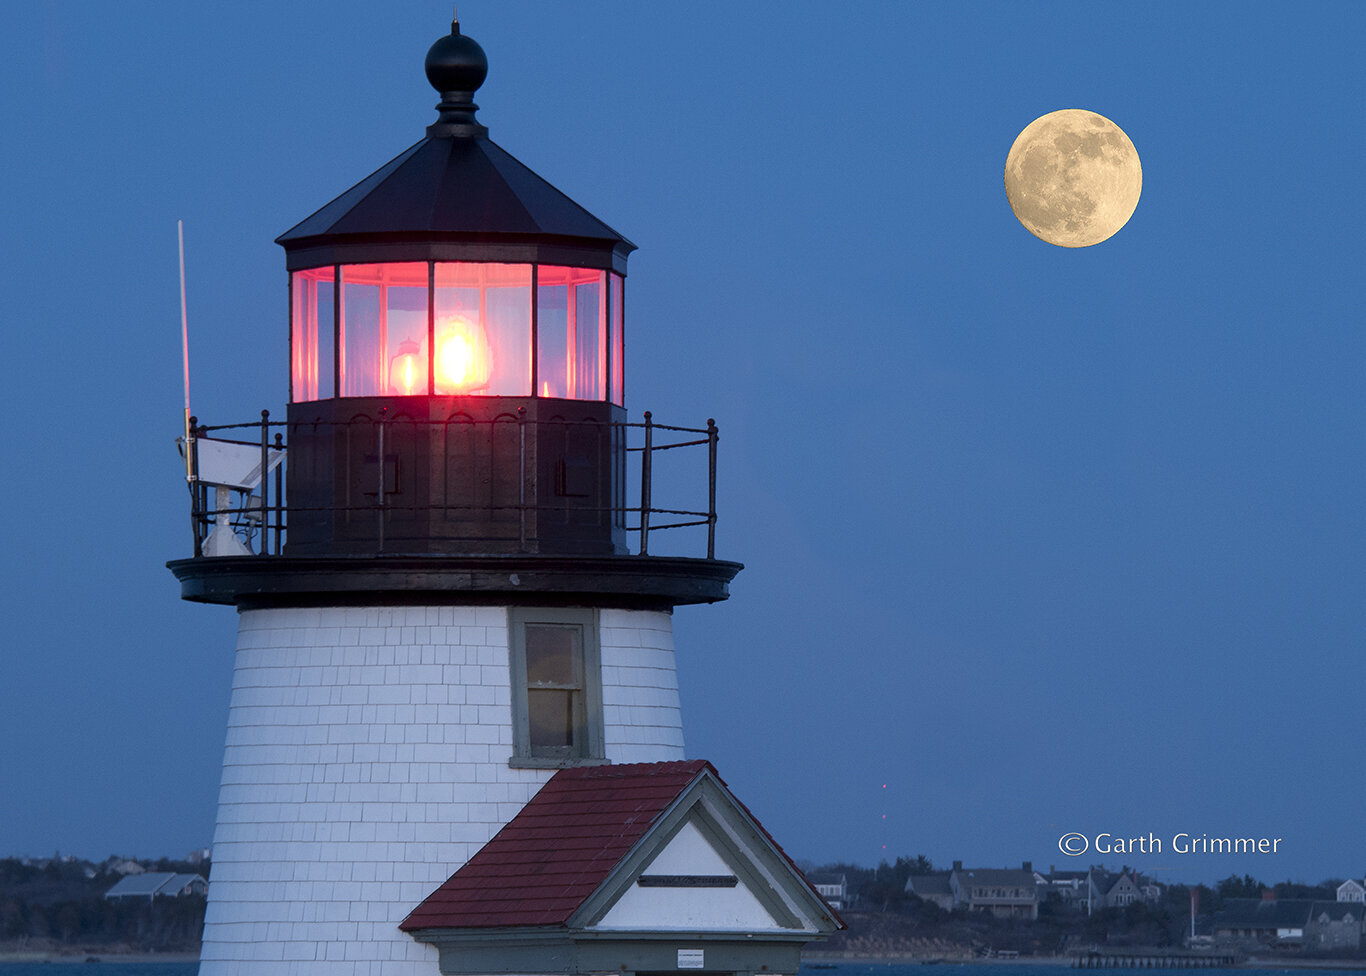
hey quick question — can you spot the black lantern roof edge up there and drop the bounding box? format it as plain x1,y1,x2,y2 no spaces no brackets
274,17,635,272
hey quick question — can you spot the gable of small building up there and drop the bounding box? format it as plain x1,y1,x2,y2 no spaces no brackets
402,760,841,976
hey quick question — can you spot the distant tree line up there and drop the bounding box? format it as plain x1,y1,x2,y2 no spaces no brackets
800,856,1342,916
0,856,207,952
803,855,1351,956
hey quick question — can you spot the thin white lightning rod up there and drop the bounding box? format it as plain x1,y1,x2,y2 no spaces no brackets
179,219,196,483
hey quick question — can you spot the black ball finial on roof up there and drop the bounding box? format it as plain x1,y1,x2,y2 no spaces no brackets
425,17,488,94
425,15,489,138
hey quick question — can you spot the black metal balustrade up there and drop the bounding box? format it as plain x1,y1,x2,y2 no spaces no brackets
183,410,720,561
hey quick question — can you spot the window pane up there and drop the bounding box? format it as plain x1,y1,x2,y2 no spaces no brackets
291,267,334,401
511,608,599,764
385,274,428,396
536,281,568,398
339,262,428,397
525,624,581,686
528,689,574,748
434,262,531,395
609,273,624,406
537,266,605,400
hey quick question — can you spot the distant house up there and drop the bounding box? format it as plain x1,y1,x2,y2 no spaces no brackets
1310,903,1364,951
948,861,1038,920
1035,868,1089,912
105,872,207,901
1211,897,1312,946
1212,897,1363,951
1087,867,1157,911
1337,879,1366,903
107,859,145,876
905,872,954,911
807,872,848,911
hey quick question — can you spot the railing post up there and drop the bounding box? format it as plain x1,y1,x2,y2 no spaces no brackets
259,410,270,555
189,416,203,557
706,417,718,559
376,407,386,553
517,407,528,551
273,432,284,555
639,410,653,555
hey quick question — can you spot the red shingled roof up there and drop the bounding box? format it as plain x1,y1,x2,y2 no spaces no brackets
400,760,712,931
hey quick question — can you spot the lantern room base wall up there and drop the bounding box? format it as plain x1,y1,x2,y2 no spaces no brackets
284,398,628,558
199,604,684,976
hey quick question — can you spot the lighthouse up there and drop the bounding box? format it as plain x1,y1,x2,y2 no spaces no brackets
170,16,842,976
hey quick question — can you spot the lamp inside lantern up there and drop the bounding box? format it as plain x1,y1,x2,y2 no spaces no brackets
435,315,492,393
387,339,425,396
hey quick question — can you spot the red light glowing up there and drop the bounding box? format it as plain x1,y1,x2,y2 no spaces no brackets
436,317,491,393
387,339,424,395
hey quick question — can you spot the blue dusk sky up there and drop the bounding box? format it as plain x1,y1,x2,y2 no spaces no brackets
1,2,1362,887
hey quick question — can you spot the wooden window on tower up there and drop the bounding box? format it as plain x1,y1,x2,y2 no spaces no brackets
508,608,605,767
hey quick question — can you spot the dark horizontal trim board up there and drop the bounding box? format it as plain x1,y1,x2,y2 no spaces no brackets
637,875,738,888
167,552,741,608
412,931,813,976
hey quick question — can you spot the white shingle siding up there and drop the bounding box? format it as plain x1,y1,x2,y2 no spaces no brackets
599,609,685,759
201,604,684,976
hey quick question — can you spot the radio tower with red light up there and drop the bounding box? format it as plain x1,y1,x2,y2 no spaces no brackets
168,18,759,975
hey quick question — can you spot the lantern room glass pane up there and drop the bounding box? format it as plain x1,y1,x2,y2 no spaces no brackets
434,263,531,396
291,267,334,402
610,273,624,406
537,266,606,400
339,262,429,397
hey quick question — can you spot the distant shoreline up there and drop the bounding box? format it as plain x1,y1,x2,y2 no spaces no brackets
801,955,1366,970
803,955,1071,966
0,951,200,964
4,951,1366,970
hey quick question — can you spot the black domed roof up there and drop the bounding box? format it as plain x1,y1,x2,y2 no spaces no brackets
276,19,634,274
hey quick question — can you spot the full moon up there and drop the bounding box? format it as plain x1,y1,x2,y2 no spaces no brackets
1004,109,1142,247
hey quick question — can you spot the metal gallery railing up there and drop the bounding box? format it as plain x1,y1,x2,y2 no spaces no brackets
182,409,719,560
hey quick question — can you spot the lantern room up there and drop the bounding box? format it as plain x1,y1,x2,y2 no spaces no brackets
289,262,623,403
276,19,637,558
171,15,739,607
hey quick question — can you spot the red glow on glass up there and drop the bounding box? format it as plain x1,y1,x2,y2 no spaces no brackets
434,262,531,396
291,261,623,403
291,267,335,402
609,273,624,406
537,266,605,400
388,339,423,395
435,316,492,392
340,262,428,397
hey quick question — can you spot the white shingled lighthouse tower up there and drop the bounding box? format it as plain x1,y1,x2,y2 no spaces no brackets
167,16,769,976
